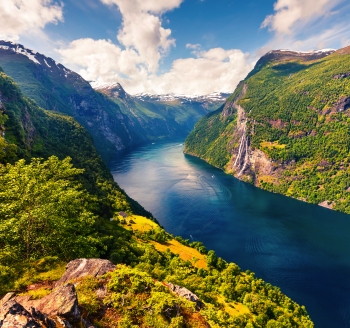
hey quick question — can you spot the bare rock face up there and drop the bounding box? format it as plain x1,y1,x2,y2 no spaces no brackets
0,299,55,328
0,293,15,307
15,284,80,325
168,283,204,310
55,258,116,286
335,96,350,112
319,200,334,210
36,284,80,322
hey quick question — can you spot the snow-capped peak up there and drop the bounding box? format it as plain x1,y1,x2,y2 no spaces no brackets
0,41,41,65
0,40,83,81
90,81,123,90
89,81,230,103
270,48,335,56
133,92,231,103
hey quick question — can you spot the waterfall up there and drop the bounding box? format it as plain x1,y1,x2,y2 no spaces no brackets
231,84,250,176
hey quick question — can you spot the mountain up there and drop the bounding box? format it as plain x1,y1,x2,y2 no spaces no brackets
0,66,150,218
0,41,225,163
92,81,228,138
133,91,230,105
0,68,313,327
185,46,350,214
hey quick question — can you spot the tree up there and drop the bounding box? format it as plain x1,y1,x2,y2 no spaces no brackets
0,156,103,263
206,250,217,267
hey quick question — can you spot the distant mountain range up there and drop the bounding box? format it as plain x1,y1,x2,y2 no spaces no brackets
0,41,227,162
91,81,230,104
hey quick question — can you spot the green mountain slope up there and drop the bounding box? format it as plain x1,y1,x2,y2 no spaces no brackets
0,41,153,163
185,46,350,213
0,41,225,163
0,69,313,327
0,67,150,218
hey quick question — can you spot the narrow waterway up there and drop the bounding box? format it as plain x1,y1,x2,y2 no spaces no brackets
110,139,350,328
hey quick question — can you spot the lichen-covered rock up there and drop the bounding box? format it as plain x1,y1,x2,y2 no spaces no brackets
55,259,116,287
0,299,55,328
167,283,204,310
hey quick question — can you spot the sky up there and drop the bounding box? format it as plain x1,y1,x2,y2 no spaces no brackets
1,0,350,95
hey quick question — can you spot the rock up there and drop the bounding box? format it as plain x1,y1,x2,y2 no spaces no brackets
332,72,350,79
319,200,334,210
335,96,350,112
0,292,15,307
55,258,116,286
0,299,55,328
167,283,204,310
16,284,80,324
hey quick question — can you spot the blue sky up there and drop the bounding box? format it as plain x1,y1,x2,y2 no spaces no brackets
1,0,350,94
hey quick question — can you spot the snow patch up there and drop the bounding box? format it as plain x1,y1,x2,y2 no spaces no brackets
14,46,41,65
134,92,230,103
44,59,51,68
91,81,122,90
277,48,335,54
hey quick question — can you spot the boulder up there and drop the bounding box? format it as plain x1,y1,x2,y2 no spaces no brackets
0,299,55,328
55,258,116,286
15,284,80,324
167,283,204,310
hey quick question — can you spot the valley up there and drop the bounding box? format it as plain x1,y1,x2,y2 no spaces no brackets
1,33,350,328
1,1,350,327
0,51,314,327
110,139,350,328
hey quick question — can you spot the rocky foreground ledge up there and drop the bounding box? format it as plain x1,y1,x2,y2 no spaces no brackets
0,259,207,328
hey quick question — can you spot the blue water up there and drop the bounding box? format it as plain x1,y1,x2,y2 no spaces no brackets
109,140,350,328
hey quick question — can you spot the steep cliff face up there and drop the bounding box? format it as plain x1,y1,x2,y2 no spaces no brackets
185,46,350,214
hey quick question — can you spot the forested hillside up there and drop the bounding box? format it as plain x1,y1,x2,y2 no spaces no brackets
185,46,350,214
0,69,313,327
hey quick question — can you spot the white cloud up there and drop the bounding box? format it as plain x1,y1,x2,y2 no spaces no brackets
58,0,252,95
0,0,63,41
258,0,350,55
258,21,350,57
58,38,143,81
341,37,350,48
261,0,343,35
100,0,183,72
141,48,253,95
59,39,253,95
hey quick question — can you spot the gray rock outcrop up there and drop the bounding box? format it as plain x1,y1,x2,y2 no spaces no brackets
55,258,116,286
167,283,204,310
0,299,55,328
14,284,80,327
